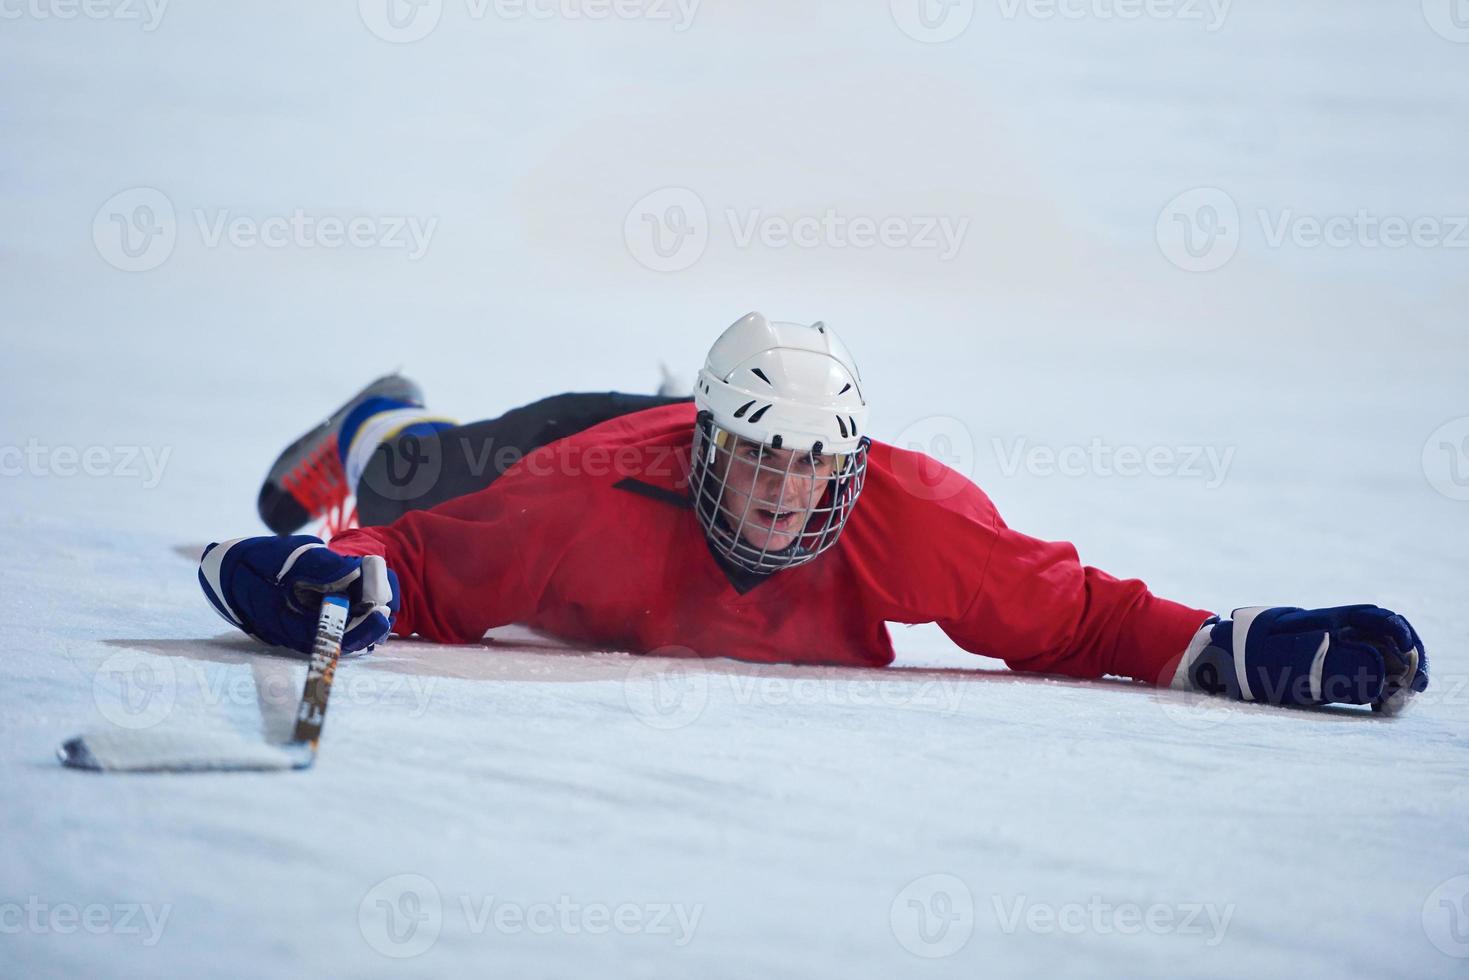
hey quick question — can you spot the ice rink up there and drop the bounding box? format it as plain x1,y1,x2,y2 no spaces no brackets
2,2,1467,977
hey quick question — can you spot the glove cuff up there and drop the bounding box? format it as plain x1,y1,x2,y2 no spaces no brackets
198,538,252,632
1168,616,1219,691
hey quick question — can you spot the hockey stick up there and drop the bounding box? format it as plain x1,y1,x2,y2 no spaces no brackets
58,594,351,773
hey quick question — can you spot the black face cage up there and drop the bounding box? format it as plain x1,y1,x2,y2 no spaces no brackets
690,411,871,575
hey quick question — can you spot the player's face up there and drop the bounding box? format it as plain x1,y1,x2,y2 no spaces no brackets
713,436,837,554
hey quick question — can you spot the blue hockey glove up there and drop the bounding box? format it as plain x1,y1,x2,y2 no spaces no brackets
197,535,399,655
1172,605,1428,714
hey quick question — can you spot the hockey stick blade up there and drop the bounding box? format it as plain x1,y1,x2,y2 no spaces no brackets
58,730,315,772
59,594,351,774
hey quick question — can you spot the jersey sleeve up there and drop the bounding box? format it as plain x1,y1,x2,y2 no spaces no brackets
869,441,1213,686
937,516,1214,686
328,459,583,644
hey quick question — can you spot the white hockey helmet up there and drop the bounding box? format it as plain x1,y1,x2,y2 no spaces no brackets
690,312,871,574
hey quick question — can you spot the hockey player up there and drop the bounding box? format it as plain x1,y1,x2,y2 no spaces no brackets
198,313,1428,713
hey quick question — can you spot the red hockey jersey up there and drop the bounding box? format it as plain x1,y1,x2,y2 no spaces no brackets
330,402,1213,685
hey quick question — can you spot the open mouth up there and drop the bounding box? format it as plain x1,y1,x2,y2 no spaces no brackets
757,508,803,530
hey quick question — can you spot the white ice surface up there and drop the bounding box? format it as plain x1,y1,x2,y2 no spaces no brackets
3,3,1468,978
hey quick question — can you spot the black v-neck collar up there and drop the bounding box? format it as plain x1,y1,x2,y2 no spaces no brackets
611,477,776,595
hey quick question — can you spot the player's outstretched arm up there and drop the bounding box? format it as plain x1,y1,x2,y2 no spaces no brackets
197,535,399,655
925,498,1429,712
1168,604,1429,715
